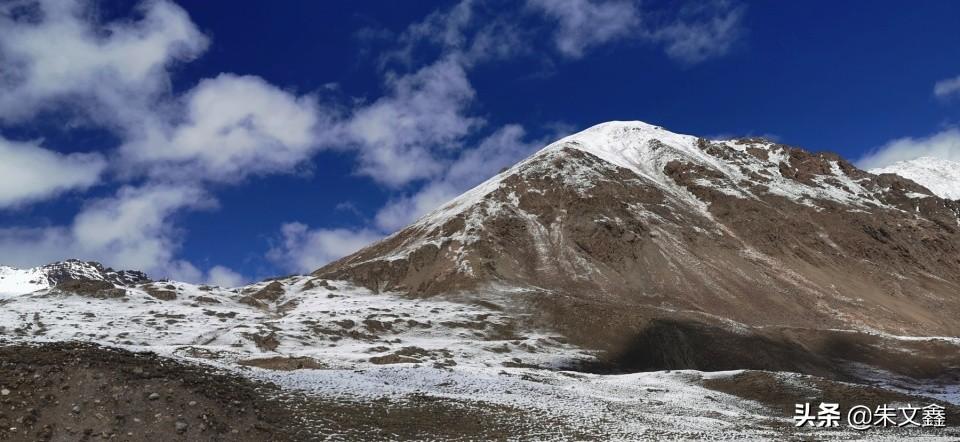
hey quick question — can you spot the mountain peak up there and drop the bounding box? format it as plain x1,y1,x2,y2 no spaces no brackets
543,121,701,185
574,120,669,133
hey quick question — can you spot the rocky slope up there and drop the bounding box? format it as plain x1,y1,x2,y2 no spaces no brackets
317,121,960,377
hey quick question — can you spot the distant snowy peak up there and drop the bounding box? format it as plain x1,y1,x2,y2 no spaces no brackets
41,260,149,286
0,260,149,296
870,156,960,200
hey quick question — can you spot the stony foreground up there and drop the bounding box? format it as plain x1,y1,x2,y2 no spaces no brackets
1,342,958,441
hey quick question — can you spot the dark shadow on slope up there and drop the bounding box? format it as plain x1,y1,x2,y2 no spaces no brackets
579,319,835,377
577,319,960,382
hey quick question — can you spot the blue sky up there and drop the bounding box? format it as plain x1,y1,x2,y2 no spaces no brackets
0,0,958,284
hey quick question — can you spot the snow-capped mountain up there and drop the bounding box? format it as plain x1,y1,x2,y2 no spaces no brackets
870,156,960,200
0,259,148,296
318,120,960,374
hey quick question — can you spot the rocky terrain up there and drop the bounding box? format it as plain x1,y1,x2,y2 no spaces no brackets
1,121,959,440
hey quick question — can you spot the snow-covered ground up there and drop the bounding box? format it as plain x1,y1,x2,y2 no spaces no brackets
0,273,789,437
871,156,960,200
2,267,959,439
0,265,50,296
0,274,590,370
266,366,786,439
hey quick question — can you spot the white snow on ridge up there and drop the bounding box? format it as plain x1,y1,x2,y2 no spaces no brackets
551,121,884,210
409,121,894,238
871,156,960,200
0,265,50,297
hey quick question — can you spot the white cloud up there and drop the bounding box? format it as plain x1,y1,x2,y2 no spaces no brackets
397,0,477,56
340,58,482,186
71,184,213,268
0,1,325,185
121,74,324,182
374,124,539,231
206,265,246,287
268,222,382,273
934,75,960,99
650,2,745,64
0,136,106,208
858,128,960,170
0,183,216,280
0,0,208,125
527,0,640,58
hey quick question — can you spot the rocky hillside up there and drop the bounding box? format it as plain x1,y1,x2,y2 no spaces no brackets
317,121,960,376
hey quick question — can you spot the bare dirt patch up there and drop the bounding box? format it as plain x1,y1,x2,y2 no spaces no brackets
238,356,326,371
0,342,292,441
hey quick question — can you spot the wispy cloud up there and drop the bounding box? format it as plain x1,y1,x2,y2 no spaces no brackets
934,75,960,99
267,223,383,273
527,0,641,58
649,1,746,65
527,0,745,63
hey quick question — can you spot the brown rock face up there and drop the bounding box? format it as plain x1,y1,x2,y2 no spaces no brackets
54,279,126,299
315,122,960,377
